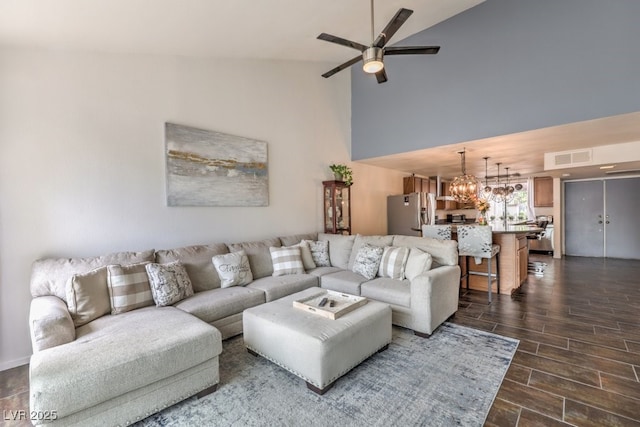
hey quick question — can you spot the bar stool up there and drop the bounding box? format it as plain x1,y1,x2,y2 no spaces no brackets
421,224,452,240
457,225,500,303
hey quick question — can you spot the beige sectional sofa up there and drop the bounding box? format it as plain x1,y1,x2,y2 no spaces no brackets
28,232,460,426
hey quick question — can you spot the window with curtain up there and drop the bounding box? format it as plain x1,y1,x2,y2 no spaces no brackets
485,181,530,223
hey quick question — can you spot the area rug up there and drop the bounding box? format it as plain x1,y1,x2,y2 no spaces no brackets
136,323,518,427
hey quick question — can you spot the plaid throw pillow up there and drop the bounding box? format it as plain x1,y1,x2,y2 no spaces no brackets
106,262,154,314
270,246,304,276
378,246,410,280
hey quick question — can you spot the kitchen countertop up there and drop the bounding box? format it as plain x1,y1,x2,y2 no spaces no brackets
437,223,544,234
488,224,544,234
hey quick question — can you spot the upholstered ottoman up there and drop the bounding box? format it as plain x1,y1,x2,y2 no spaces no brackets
243,287,392,394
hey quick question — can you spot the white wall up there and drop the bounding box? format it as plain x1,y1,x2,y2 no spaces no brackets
0,48,402,369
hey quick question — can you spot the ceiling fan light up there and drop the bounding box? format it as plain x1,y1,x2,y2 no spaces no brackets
362,47,384,74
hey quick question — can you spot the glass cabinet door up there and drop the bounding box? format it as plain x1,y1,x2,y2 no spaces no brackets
324,186,333,231
335,186,349,230
323,180,351,234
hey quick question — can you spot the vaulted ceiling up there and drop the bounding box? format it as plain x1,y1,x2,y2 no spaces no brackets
2,0,639,181
0,0,482,62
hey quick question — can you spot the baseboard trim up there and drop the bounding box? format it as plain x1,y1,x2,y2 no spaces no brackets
0,355,30,372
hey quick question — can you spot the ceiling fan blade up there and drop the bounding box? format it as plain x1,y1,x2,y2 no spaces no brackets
321,55,363,78
375,69,388,84
385,46,441,55
374,8,413,48
317,33,368,52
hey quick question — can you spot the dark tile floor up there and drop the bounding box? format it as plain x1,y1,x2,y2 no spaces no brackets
1,255,639,426
450,254,640,426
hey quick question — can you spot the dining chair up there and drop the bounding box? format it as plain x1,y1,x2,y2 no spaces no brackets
456,225,500,303
421,224,452,240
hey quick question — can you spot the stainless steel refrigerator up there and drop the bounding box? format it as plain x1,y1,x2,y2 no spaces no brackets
387,193,436,236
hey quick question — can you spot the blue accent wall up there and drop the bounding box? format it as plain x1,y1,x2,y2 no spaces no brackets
351,0,640,160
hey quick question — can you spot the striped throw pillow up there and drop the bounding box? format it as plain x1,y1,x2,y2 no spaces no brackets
378,246,410,280
270,246,304,276
106,262,154,314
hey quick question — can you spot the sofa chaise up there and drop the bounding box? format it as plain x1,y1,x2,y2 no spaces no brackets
28,232,460,426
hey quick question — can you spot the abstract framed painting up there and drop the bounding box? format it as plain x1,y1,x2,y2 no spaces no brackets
165,123,268,206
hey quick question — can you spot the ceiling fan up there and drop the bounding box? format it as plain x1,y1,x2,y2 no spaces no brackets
317,0,440,84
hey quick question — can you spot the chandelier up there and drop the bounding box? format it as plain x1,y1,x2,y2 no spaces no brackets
480,158,525,204
450,148,479,204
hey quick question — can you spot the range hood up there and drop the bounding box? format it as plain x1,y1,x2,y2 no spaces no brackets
433,176,456,201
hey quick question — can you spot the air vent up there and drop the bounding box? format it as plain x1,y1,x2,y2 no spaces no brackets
572,150,591,163
554,154,572,166
545,149,593,170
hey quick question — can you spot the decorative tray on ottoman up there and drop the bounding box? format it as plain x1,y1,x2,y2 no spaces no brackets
293,290,367,320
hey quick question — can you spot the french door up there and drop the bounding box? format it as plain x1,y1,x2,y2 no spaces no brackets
565,177,640,259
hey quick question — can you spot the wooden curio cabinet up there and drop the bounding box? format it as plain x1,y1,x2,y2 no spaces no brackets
323,180,351,235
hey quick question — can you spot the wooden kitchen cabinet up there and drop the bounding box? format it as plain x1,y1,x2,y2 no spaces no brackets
403,176,457,209
534,176,553,207
403,176,439,195
403,176,422,193
403,176,432,194
517,236,529,285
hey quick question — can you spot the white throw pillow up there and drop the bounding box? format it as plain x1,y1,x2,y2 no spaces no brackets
270,246,305,276
378,246,410,280
66,266,111,327
303,240,331,267
212,250,253,288
352,243,384,280
404,248,433,281
294,240,316,270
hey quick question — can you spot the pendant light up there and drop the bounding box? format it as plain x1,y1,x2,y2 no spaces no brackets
482,157,492,200
492,163,516,203
450,148,479,204
492,163,504,202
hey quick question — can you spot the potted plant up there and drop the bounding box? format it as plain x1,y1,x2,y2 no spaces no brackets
329,164,353,186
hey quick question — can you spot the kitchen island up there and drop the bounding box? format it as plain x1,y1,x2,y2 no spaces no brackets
450,223,543,296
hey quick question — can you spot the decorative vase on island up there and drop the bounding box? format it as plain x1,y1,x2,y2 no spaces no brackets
478,212,487,225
